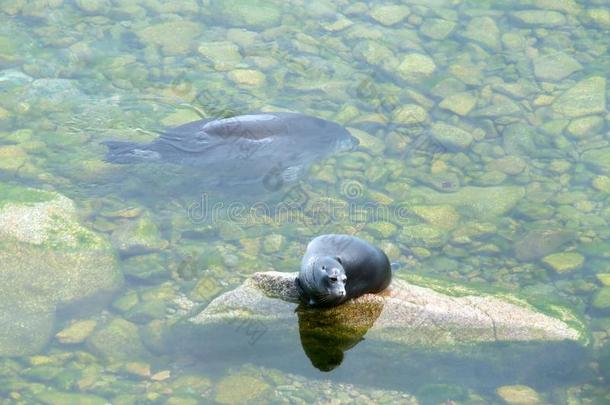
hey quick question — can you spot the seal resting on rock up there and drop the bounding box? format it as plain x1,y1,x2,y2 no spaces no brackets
102,112,358,189
296,234,392,307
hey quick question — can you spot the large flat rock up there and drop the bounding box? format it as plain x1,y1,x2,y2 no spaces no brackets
185,271,582,347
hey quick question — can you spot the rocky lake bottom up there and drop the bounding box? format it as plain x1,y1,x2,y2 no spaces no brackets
1,0,610,404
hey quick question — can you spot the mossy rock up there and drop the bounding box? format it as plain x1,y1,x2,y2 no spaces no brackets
86,318,150,362
0,184,122,356
214,374,270,405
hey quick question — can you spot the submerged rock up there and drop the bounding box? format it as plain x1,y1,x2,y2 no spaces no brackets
180,271,582,350
430,122,474,151
135,21,202,55
369,5,410,26
511,10,567,27
514,229,576,262
552,76,606,118
396,53,436,81
209,0,282,29
410,186,525,220
496,384,542,405
0,184,122,356
462,16,500,51
533,51,582,81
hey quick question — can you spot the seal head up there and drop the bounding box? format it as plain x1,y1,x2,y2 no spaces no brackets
297,256,348,307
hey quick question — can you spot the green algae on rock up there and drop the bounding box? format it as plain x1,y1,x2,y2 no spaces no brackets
86,318,150,361
0,184,122,356
55,320,98,345
542,252,585,274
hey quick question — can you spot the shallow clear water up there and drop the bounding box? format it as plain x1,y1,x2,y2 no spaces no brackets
1,0,610,404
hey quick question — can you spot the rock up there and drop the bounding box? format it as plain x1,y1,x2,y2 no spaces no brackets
121,253,167,282
210,0,281,29
111,214,167,255
0,69,32,89
420,18,456,40
474,94,520,117
151,370,171,381
582,147,610,172
348,128,385,156
86,318,150,361
228,69,265,86
533,51,582,81
0,184,122,356
566,116,604,138
502,123,537,156
542,252,585,274
197,41,242,71
552,76,606,118
439,91,477,116
365,222,397,239
430,122,474,151
55,320,98,344
353,40,398,72
261,234,285,254
369,5,410,26
35,390,108,405
586,8,610,28
593,176,610,193
136,21,202,55
514,229,576,262
75,0,109,14
496,385,542,405
488,156,527,175
0,145,27,172
410,186,525,220
180,271,582,350
462,17,500,50
410,205,460,230
511,10,567,27
592,287,610,311
432,77,467,98
412,172,460,194
399,223,446,248
392,104,428,125
215,374,271,405
396,53,436,81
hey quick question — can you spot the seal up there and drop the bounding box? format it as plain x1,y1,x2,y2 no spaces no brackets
296,234,392,307
102,112,358,190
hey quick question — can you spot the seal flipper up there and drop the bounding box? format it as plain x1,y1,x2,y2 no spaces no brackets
103,141,161,164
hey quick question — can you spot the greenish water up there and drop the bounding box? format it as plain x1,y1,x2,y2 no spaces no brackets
1,0,609,403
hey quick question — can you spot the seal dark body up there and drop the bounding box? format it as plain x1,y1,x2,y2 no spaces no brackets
102,112,358,189
296,234,392,307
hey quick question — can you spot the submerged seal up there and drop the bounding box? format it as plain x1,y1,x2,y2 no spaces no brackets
296,234,392,307
102,112,358,189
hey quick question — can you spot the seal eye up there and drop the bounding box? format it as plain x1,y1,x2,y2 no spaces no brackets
329,276,338,283
322,265,326,270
